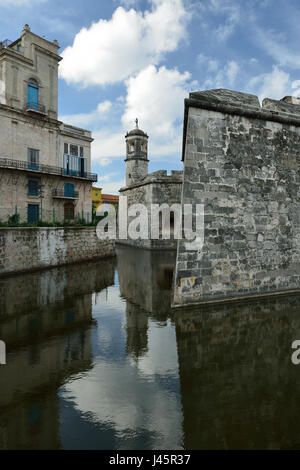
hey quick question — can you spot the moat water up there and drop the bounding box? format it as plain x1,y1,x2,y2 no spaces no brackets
1,245,300,449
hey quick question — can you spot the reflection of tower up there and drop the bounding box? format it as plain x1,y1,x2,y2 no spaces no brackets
125,119,149,187
125,301,148,361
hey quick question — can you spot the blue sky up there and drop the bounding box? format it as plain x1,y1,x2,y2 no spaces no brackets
1,0,300,193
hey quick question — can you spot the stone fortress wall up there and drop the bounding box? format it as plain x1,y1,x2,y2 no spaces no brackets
173,89,300,306
0,227,115,276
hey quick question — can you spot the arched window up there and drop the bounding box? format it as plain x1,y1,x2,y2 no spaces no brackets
27,78,39,110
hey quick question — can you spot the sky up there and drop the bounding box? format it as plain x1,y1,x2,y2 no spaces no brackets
1,0,300,193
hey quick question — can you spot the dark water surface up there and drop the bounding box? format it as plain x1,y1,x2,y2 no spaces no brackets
1,245,300,449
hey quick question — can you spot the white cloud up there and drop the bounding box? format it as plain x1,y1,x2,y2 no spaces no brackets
92,130,125,163
59,0,189,86
117,0,141,7
101,180,125,194
59,100,112,128
122,65,191,140
204,0,240,42
226,60,239,85
85,65,192,166
253,26,300,70
99,171,118,183
201,58,240,89
97,100,112,113
247,66,291,102
197,54,219,72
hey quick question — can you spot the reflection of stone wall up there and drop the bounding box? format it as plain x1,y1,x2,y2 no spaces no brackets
116,245,175,317
0,391,60,450
0,258,115,426
174,89,300,305
175,295,300,449
0,227,115,276
0,257,115,318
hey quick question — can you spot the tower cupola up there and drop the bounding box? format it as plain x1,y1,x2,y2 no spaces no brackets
125,119,149,186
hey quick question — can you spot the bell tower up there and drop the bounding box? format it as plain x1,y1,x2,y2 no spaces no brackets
125,119,149,186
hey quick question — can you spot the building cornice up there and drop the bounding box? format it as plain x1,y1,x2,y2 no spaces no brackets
34,43,62,62
0,47,34,66
0,103,61,128
59,129,94,143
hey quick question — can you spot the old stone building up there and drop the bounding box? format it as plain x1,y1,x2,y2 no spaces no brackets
173,88,300,306
0,25,96,224
118,120,182,249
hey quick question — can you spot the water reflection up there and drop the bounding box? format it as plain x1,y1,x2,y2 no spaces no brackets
175,297,300,449
0,259,115,449
1,247,300,449
59,247,182,450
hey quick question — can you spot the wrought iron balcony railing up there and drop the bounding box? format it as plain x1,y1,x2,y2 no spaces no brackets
0,157,98,181
26,101,46,114
52,189,79,199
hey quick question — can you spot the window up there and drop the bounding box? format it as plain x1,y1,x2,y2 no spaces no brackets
64,143,68,154
28,180,38,196
27,204,39,223
27,78,39,109
70,145,78,156
80,146,84,157
64,183,75,198
17,44,21,52
64,203,74,220
27,148,39,170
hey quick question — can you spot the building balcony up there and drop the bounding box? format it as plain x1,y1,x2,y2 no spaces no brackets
52,189,79,199
26,101,46,114
0,156,98,181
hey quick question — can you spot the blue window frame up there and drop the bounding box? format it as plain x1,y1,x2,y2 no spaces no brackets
28,180,38,196
27,148,39,170
27,78,39,109
64,182,75,198
27,204,39,223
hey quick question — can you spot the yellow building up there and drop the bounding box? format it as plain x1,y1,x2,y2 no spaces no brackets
92,186,102,217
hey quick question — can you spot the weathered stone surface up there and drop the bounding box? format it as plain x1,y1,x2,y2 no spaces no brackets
0,227,115,275
173,88,300,306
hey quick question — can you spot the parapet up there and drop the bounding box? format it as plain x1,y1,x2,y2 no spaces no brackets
189,89,260,110
262,97,300,115
145,170,183,183
183,88,300,160
120,169,182,191
186,88,300,119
